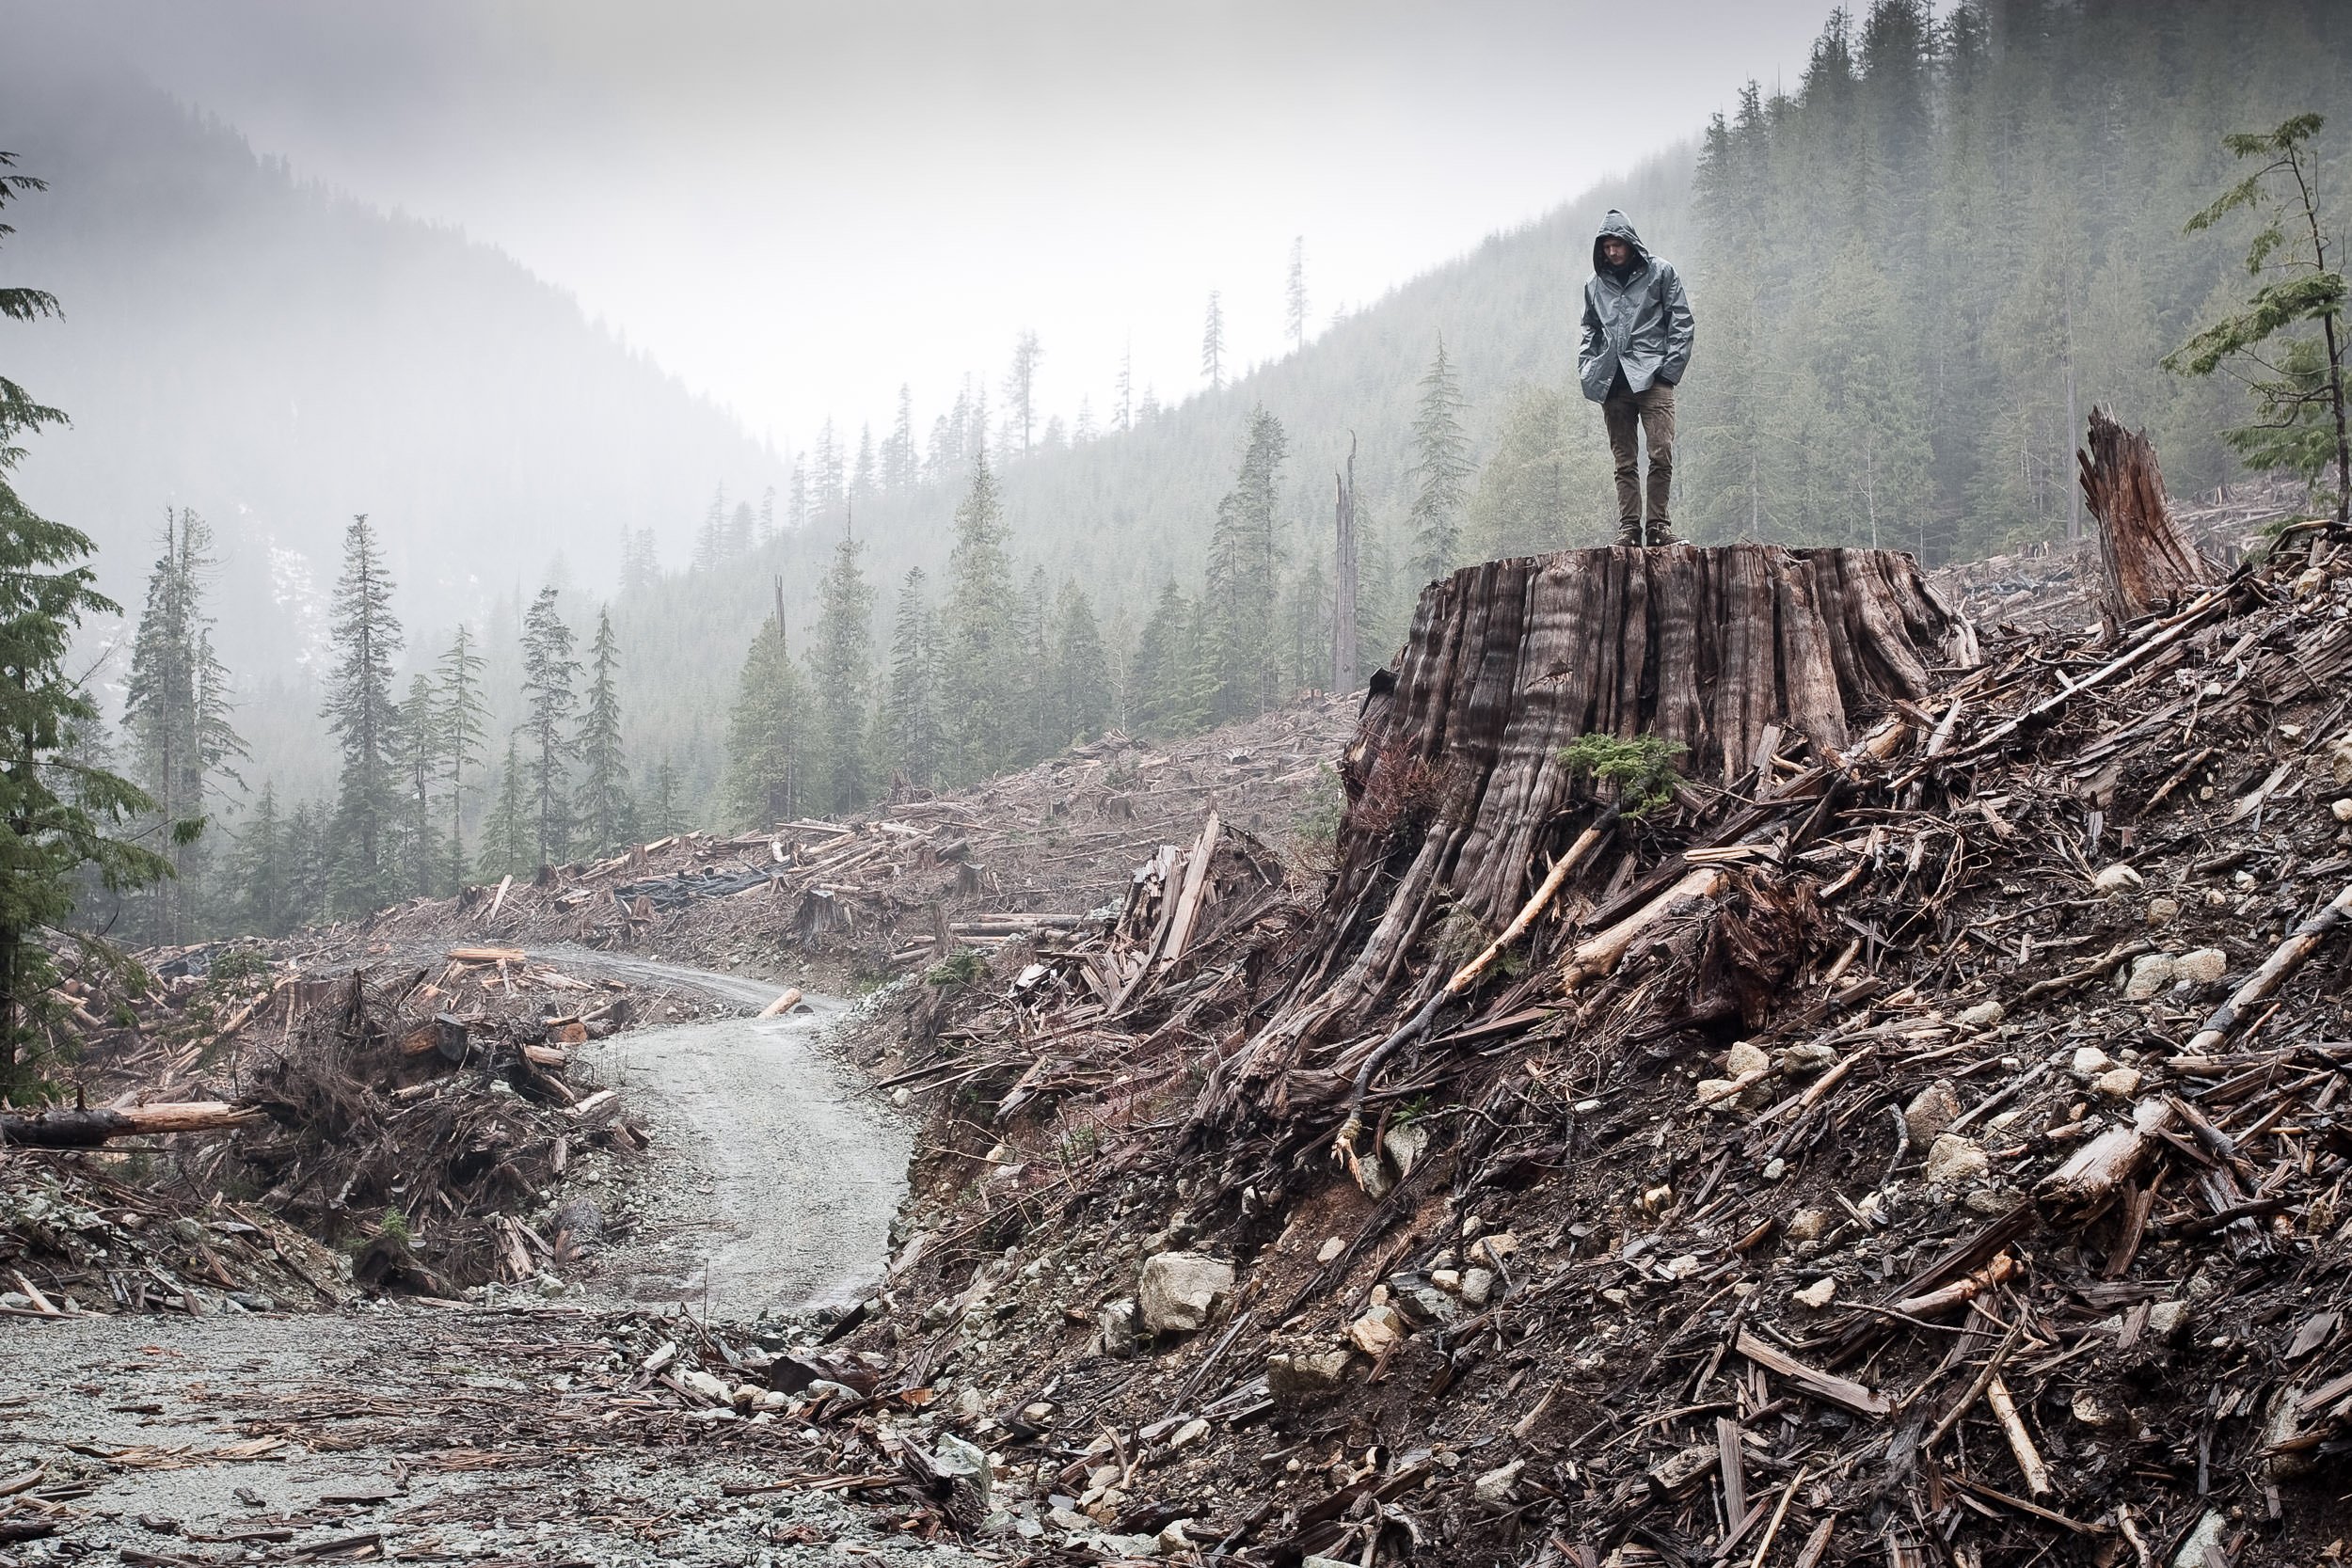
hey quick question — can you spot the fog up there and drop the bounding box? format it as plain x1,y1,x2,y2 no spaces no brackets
64,0,1833,451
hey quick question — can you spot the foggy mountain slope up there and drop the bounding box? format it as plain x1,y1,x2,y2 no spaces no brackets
0,25,784,683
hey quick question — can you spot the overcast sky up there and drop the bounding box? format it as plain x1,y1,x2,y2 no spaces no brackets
69,0,1834,459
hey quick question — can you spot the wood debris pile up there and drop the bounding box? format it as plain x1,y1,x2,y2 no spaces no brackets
334,698,1356,986
1,952,646,1313
806,531,2352,1566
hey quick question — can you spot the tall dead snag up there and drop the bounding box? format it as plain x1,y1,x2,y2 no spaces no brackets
1196,544,1974,1124
2079,406,2211,626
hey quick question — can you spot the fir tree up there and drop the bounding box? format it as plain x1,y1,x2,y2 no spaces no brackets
884,385,917,491
121,507,246,941
437,624,488,892
724,602,807,827
475,736,532,880
1407,336,1471,581
0,150,174,1072
882,567,941,791
1129,580,1204,737
940,455,1020,782
322,514,404,914
1286,235,1308,352
1201,292,1226,389
231,782,284,935
284,800,332,927
644,755,681,836
1202,407,1288,722
1051,582,1111,745
517,586,580,867
574,607,632,855
393,672,442,897
1004,329,1043,454
807,527,876,813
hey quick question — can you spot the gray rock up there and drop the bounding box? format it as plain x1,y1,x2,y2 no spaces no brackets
1098,1297,1140,1357
1903,1079,1963,1143
1388,1273,1460,1325
1266,1347,1352,1401
1136,1252,1233,1337
1459,1266,1495,1307
1473,1459,1526,1509
1922,1133,1989,1187
933,1433,992,1503
549,1196,604,1243
2174,947,2229,987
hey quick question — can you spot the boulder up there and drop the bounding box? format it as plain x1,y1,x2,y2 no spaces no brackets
1136,1252,1233,1337
1922,1133,1989,1187
2124,954,2177,1001
1266,1346,1352,1401
1098,1297,1140,1357
1903,1079,1963,1143
2174,947,2229,987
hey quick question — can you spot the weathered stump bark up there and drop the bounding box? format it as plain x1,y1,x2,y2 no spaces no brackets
2079,407,2210,626
1309,545,1972,1034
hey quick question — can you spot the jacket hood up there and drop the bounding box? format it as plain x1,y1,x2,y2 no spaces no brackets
1593,210,1652,274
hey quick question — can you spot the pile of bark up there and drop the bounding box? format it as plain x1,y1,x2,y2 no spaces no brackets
336,698,1356,986
806,533,2352,1566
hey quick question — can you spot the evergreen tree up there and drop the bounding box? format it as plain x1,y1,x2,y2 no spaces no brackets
882,567,941,791
574,607,633,855
1051,582,1111,745
1129,580,1205,737
1202,407,1288,721
1286,236,1308,352
724,606,808,827
1004,329,1042,454
475,736,532,880
807,527,876,813
231,782,284,935
0,150,174,1073
940,455,1020,782
393,672,442,897
1407,336,1471,581
283,800,332,928
437,623,487,892
884,385,917,491
1115,341,1135,433
121,507,246,941
1201,291,1226,389
644,755,682,836
517,586,580,867
321,514,404,914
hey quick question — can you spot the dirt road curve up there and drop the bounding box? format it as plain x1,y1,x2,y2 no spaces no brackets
545,948,910,1320
0,953,930,1565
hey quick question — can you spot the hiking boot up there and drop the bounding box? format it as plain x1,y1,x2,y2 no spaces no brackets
1615,519,1645,546
1616,520,1679,547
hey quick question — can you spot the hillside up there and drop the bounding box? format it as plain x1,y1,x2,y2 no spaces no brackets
0,17,785,696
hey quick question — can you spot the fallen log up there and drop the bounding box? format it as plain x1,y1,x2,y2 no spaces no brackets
2185,878,2352,1054
0,1101,266,1148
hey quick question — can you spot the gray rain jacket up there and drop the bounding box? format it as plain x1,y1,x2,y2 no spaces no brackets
1578,210,1694,403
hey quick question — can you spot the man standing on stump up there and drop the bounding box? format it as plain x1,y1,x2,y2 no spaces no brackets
1580,210,1693,547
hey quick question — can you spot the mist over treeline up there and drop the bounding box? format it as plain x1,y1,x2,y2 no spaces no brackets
8,0,2351,944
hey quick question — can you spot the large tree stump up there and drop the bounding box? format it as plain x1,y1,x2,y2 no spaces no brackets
2079,407,2210,626
1305,544,1972,1033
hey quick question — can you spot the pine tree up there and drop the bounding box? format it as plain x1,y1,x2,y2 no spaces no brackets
1129,580,1203,737
121,507,246,941
884,385,917,491
940,455,1020,782
882,567,941,791
724,602,808,827
475,736,532,880
322,514,404,914
1202,407,1288,721
1285,236,1308,352
1201,292,1226,389
231,782,284,935
645,755,681,836
437,624,487,891
393,672,443,897
1407,336,1471,581
1051,582,1111,745
517,586,580,867
574,607,632,855
1115,341,1135,433
284,800,332,927
0,151,173,1071
807,527,876,813
1005,329,1043,454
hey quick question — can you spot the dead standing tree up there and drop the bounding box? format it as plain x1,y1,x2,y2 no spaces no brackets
1195,543,1977,1127
2079,405,2212,628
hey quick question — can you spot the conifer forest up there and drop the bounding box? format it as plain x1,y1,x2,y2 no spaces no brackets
9,3,2352,1565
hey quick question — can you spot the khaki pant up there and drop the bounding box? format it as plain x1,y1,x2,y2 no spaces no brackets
1603,380,1676,543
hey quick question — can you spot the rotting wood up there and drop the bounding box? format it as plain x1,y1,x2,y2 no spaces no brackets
2080,406,2212,626
0,1101,266,1148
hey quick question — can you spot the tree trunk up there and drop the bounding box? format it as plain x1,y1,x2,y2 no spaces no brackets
1193,544,1975,1116
0,1101,265,1148
1332,439,1360,693
2078,407,2211,626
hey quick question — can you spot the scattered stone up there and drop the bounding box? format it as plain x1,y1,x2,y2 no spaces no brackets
1266,1346,1351,1400
1136,1252,1233,1337
933,1433,993,1507
1168,1418,1210,1449
1726,1040,1770,1076
2170,1512,2225,1568
2094,863,2144,892
1955,1000,2006,1031
1922,1133,1989,1187
2072,1045,2114,1076
2147,1300,2191,1342
1098,1298,1139,1357
1793,1277,1837,1309
1472,1459,1526,1509
1314,1236,1345,1263
2123,954,2177,1001
1459,1266,1495,1307
1774,1040,1839,1075
2093,1067,2143,1100
1785,1208,1828,1243
1469,1231,1518,1265
2334,798,2352,823
1903,1079,1963,1142
1384,1120,1432,1179
2145,895,2181,927
677,1369,730,1402
1348,1303,1406,1357
2174,947,2229,987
